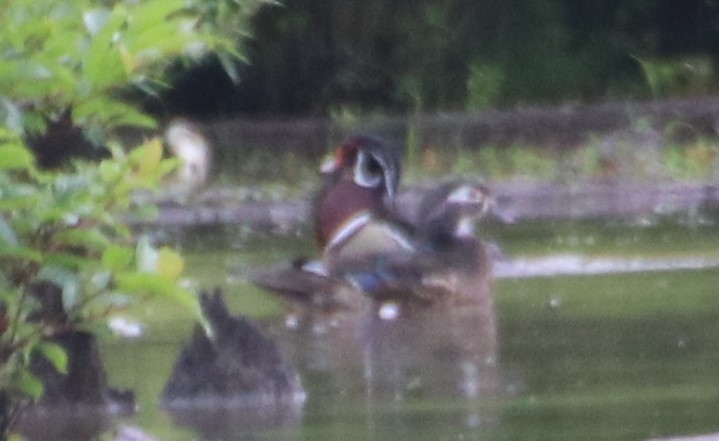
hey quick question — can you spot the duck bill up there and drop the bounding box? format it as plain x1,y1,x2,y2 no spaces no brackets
320,152,341,174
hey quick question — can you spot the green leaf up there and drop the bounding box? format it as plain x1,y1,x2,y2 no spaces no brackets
0,195,42,211
0,145,35,170
135,236,158,273
44,252,97,270
35,341,68,375
98,158,124,183
128,138,164,178
127,0,187,30
0,126,25,143
91,290,132,309
158,157,180,177
102,245,134,272
0,0,256,406
72,97,157,130
83,8,112,36
83,5,128,91
116,272,179,297
1,97,24,133
218,52,241,83
37,266,80,311
21,110,48,136
54,229,110,252
0,217,18,247
18,370,44,400
0,246,43,263
90,271,112,291
116,272,207,331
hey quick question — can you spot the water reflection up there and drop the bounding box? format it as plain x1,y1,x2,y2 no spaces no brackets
165,404,302,441
359,305,499,400
268,297,501,432
495,253,719,278
158,223,719,440
17,406,113,441
145,296,501,441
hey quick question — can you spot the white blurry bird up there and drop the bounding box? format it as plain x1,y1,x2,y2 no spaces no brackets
164,119,212,198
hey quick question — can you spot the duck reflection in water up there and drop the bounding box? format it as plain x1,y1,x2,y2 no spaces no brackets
265,299,500,437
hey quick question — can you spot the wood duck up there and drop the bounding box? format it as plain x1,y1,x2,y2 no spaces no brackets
415,178,492,248
250,257,367,320
314,135,412,261
255,178,494,320
252,135,405,320
331,178,494,308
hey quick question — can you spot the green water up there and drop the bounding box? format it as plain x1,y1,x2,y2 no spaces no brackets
96,221,719,441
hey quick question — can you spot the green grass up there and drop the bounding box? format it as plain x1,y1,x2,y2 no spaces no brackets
213,136,719,192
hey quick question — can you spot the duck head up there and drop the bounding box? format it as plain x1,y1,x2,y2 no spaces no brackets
320,135,401,201
315,135,403,250
417,179,492,246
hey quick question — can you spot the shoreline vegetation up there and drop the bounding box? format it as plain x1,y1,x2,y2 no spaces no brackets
133,96,719,229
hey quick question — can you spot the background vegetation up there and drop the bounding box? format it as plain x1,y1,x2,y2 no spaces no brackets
162,0,719,118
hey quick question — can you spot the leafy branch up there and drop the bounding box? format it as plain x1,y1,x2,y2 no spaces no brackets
0,0,267,436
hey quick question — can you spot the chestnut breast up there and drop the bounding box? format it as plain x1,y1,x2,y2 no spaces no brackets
316,179,386,248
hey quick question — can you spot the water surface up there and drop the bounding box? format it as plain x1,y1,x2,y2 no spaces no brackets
92,221,719,441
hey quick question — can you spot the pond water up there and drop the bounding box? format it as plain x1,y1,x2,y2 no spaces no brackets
36,220,719,441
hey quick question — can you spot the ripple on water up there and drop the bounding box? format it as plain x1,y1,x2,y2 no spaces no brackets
494,253,719,279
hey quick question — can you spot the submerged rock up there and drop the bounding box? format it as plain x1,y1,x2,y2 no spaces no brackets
18,329,135,441
29,330,134,412
161,288,305,409
22,281,135,413
9,281,135,441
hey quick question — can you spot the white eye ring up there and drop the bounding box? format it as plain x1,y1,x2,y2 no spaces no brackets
447,185,479,203
354,151,382,188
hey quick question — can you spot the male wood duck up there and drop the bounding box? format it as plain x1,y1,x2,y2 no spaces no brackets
314,135,413,260
252,135,405,320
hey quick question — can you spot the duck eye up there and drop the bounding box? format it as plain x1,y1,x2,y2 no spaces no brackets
354,151,383,188
365,155,383,174
448,186,473,203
